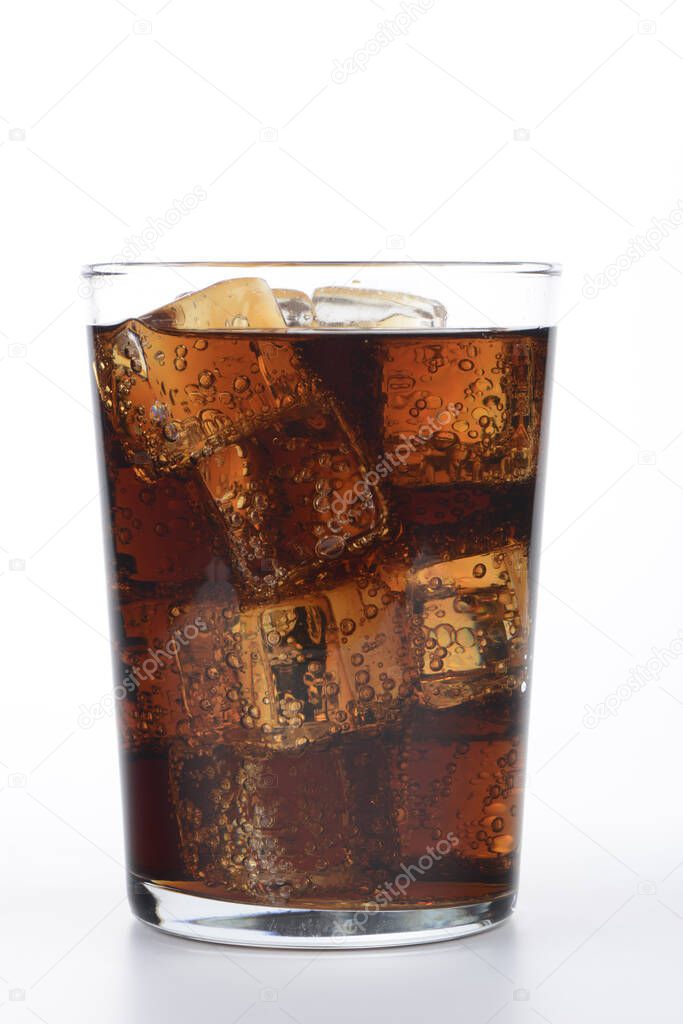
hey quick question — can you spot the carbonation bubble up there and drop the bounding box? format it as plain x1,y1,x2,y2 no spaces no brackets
315,535,346,559
150,402,168,422
456,627,476,648
340,618,356,636
473,563,486,578
435,623,456,648
432,431,456,451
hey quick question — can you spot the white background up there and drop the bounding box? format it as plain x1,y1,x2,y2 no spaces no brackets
1,0,682,1021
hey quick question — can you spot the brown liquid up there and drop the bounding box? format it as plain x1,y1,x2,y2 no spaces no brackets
92,326,551,910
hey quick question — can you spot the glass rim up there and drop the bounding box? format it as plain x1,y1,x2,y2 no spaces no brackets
82,260,561,278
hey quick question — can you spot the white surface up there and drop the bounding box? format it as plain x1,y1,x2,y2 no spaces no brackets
1,0,682,1020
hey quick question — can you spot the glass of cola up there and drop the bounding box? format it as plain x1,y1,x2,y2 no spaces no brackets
84,261,560,947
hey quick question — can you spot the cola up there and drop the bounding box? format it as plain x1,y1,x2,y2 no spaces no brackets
90,277,551,915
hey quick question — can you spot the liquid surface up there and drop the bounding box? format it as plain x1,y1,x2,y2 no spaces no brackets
91,326,551,910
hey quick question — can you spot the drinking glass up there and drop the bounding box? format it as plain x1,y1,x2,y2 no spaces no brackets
83,261,560,947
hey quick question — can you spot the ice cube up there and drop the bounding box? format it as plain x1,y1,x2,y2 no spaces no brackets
391,712,524,868
331,568,419,728
312,286,446,329
381,336,540,485
168,734,399,899
197,398,388,602
95,314,390,592
273,288,313,328
168,593,245,735
239,593,348,748
143,277,286,331
116,593,245,746
93,321,316,476
107,459,210,585
116,599,185,748
235,562,417,749
409,545,528,710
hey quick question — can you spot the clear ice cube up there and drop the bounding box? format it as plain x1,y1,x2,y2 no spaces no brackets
312,287,446,329
197,399,388,602
169,594,245,734
236,562,417,749
168,733,399,898
116,599,185,747
108,462,209,585
391,717,524,867
381,336,539,485
409,545,528,709
142,277,286,331
273,288,313,328
94,321,316,475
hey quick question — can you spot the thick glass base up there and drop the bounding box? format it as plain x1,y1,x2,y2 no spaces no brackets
129,875,515,949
